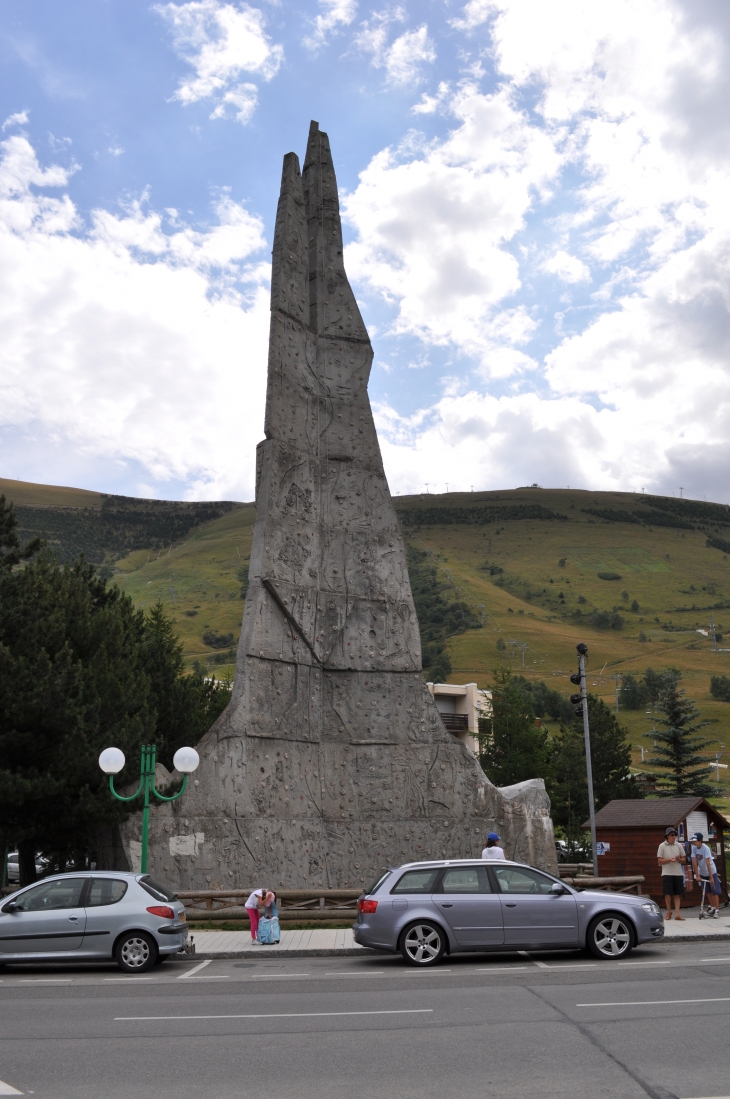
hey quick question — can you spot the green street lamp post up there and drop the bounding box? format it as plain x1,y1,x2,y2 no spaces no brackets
99,744,200,873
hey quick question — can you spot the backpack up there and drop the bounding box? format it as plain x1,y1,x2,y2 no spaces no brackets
258,914,280,944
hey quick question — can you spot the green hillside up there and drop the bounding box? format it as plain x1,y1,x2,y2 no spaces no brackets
4,476,730,793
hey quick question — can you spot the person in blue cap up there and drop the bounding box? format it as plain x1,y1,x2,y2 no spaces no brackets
482,832,505,860
690,832,722,918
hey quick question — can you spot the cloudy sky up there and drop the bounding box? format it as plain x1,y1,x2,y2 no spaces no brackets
1,0,728,502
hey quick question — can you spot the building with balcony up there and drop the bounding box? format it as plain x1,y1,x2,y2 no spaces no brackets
426,681,491,755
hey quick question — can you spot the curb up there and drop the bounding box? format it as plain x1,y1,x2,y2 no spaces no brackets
185,947,380,960
183,934,730,959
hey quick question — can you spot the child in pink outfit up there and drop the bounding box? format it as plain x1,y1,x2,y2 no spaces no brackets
245,888,265,942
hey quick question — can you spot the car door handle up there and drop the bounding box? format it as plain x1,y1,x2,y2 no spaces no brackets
505,902,517,908
68,915,79,922
440,903,453,908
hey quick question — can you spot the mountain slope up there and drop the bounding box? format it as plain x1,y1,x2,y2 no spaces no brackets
3,477,730,788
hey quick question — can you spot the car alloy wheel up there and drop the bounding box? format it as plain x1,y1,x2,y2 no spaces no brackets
401,922,445,966
588,915,633,959
116,932,157,973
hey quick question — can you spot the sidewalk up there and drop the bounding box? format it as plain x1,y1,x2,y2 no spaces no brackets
188,927,370,958
187,912,730,958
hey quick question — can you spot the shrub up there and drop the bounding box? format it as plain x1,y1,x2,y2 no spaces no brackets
590,609,624,630
597,571,622,581
710,675,730,702
631,600,640,612
203,630,235,649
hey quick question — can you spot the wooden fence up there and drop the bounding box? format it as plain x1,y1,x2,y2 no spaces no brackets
178,889,361,922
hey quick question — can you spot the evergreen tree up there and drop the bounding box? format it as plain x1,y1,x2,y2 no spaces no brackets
0,494,41,571
0,556,231,884
647,672,713,796
478,668,551,787
548,695,642,847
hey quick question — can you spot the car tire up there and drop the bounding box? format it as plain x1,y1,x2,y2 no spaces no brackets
399,921,447,967
115,931,158,973
154,954,168,965
586,913,634,960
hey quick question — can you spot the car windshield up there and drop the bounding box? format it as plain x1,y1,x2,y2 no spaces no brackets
138,876,177,902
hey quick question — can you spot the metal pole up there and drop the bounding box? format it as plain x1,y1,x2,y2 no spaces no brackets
579,650,599,876
140,745,155,874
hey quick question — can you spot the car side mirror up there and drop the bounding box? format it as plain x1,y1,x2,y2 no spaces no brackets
2,902,19,913
550,882,565,895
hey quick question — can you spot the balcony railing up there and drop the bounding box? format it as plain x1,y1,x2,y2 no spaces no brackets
439,712,469,733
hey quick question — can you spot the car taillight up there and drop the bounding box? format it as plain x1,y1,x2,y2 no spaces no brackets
147,905,175,919
358,899,378,914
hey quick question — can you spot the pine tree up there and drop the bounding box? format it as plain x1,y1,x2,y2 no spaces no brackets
548,695,642,847
479,667,551,787
647,672,713,796
0,494,42,571
0,558,231,883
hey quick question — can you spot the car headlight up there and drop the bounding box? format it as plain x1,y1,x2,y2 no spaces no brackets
642,902,660,915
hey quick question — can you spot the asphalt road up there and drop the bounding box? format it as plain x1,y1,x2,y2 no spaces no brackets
1,941,729,1099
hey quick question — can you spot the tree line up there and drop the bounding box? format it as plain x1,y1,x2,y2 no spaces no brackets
479,666,715,849
0,496,231,885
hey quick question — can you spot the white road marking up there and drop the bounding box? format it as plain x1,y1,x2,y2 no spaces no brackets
542,964,598,970
577,997,730,1007
474,966,530,972
103,978,157,982
116,1008,434,1022
0,1080,23,1095
324,971,385,977
178,959,211,978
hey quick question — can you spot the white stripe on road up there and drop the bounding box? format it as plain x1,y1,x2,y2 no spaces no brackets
116,1008,433,1022
578,997,730,1007
0,1080,23,1095
103,978,157,982
325,971,385,977
177,959,211,978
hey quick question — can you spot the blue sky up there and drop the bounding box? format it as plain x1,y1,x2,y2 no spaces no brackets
1,0,729,502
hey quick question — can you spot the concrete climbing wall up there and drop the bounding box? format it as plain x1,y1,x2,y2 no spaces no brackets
126,122,557,890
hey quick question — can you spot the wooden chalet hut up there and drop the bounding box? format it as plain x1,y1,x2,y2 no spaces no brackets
585,797,729,908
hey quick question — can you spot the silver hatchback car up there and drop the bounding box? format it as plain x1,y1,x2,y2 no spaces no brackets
353,860,664,965
0,872,189,973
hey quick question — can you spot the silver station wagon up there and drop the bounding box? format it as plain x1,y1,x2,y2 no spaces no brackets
353,860,664,965
0,871,189,973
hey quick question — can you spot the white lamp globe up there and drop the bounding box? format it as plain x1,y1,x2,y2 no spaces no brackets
99,747,125,774
173,746,200,774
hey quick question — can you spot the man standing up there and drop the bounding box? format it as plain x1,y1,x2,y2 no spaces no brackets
690,832,722,918
657,827,686,920
482,832,506,860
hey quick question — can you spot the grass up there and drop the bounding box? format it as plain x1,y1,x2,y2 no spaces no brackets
5,476,730,795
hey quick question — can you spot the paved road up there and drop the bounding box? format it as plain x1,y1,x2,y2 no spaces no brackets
1,942,730,1099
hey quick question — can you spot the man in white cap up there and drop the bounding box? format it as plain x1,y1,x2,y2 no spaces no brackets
657,827,686,920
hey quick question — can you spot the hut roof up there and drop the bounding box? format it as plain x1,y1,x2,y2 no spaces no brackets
584,797,729,830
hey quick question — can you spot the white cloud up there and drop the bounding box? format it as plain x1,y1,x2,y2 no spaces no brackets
411,81,450,115
156,0,283,123
303,0,358,51
344,83,559,364
0,135,270,500
2,111,29,132
355,12,436,85
542,250,590,283
343,0,730,501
